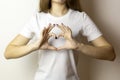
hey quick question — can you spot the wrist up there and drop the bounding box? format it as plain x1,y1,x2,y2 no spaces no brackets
70,39,81,50
75,42,84,51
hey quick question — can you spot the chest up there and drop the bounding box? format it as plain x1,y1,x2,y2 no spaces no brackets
36,17,83,38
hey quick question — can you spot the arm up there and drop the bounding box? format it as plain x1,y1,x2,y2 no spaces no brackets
76,36,116,61
4,34,39,59
57,24,116,61
4,25,57,59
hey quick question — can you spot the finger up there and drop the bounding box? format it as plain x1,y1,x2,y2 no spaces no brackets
58,33,64,38
62,24,72,33
66,26,72,32
43,24,51,34
43,28,48,37
61,23,68,31
42,27,48,43
42,27,46,35
47,24,55,33
48,45,57,50
57,24,65,32
40,42,57,50
40,28,45,36
39,28,46,41
47,32,57,40
57,45,67,50
47,23,51,32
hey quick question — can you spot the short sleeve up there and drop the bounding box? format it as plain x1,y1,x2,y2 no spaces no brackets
81,12,102,42
19,13,38,39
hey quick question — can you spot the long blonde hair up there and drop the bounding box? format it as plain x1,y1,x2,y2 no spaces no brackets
39,0,82,13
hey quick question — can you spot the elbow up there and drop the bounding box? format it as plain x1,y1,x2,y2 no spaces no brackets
4,49,22,59
4,46,12,59
4,45,19,59
4,47,15,59
109,51,116,61
4,52,20,59
110,55,116,61
99,52,116,61
4,51,13,59
4,52,18,59
98,47,116,61
107,47,116,61
4,52,11,59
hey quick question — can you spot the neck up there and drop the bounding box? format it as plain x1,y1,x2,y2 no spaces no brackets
49,2,68,17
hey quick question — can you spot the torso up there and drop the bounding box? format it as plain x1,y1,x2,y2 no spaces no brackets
33,9,83,80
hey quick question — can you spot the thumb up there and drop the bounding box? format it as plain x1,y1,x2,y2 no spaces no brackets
47,32,57,40
47,45,57,50
57,45,67,50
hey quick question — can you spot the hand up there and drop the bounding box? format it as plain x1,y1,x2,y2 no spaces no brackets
57,23,79,50
33,24,57,50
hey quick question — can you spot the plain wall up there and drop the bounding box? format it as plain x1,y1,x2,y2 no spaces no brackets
0,0,120,80
78,0,120,80
0,0,39,80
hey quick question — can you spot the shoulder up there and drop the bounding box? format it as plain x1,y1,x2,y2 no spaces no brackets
31,11,48,21
70,9,88,19
23,11,48,27
36,11,48,17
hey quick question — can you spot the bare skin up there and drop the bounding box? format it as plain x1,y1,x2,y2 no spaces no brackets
56,23,115,61
4,0,116,60
4,24,57,59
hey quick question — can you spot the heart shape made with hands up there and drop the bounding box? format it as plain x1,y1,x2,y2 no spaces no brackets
39,23,77,51
48,24,66,48
48,34,66,48
44,23,77,50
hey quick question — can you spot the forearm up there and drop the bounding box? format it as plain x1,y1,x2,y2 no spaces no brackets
76,43,115,61
5,44,38,59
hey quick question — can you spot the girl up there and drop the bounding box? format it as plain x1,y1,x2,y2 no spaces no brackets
5,0,116,80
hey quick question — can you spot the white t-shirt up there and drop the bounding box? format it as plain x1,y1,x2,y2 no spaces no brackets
20,9,102,80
